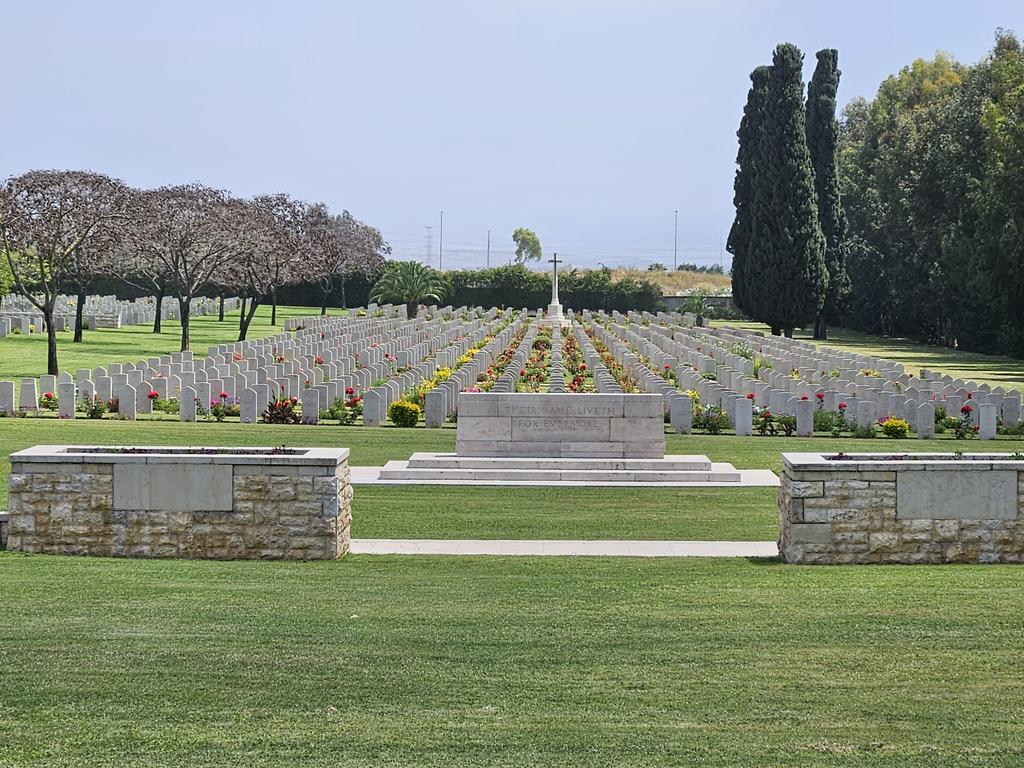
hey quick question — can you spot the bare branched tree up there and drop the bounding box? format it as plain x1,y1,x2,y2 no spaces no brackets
0,170,132,373
312,211,390,313
127,184,236,351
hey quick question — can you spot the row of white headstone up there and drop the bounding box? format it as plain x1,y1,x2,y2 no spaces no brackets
0,305,516,425
583,311,1020,440
0,294,240,337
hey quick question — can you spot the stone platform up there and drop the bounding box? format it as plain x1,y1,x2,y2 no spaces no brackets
360,452,778,487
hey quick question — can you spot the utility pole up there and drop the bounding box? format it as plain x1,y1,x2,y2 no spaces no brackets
486,230,491,268
674,210,678,271
439,210,444,271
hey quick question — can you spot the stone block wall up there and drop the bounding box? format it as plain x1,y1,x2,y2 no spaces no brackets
456,392,666,458
780,452,1024,564
6,446,351,559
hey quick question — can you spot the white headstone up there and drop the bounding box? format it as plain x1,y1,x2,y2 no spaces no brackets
58,381,76,419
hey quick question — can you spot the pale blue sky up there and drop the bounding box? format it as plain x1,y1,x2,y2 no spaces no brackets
2,1,1016,270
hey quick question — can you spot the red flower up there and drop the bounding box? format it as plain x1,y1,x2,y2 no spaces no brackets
838,402,847,410
815,392,825,400
345,387,355,396
961,404,972,414
664,364,671,370
43,391,54,398
290,397,299,404
746,393,755,400
219,391,229,399
148,390,159,399
800,395,809,400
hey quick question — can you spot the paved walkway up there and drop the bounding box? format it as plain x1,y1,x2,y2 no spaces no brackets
350,467,780,488
351,539,779,558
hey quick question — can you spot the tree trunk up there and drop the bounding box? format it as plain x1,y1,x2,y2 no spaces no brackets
321,285,330,315
45,310,59,376
339,277,347,309
218,294,225,321
783,327,794,338
238,297,247,332
153,286,164,334
238,298,260,341
73,288,87,343
770,325,781,336
406,301,418,319
178,297,191,352
813,313,828,340
271,287,278,326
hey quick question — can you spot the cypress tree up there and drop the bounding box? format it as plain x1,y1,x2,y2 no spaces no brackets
748,43,827,336
727,66,770,318
806,48,849,340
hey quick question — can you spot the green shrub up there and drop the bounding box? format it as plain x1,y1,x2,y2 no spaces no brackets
388,400,421,428
695,404,729,434
852,423,877,439
262,397,301,424
879,417,909,438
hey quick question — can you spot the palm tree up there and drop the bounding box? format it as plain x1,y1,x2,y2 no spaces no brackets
682,291,710,326
368,260,448,319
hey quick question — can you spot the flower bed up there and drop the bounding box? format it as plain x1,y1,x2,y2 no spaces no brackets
779,452,1024,564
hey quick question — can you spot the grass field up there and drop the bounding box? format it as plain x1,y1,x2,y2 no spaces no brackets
5,309,1024,765
3,553,1024,767
611,267,732,295
714,321,1024,391
0,304,325,380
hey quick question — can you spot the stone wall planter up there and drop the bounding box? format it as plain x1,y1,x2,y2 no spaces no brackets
780,452,1024,564
6,445,351,560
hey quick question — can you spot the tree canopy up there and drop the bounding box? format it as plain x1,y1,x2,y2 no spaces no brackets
838,29,1024,356
511,227,542,263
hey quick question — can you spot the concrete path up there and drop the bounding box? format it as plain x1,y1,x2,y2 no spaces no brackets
351,538,779,558
350,467,780,488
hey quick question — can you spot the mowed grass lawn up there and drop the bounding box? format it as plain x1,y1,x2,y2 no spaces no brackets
2,553,1024,767
0,304,326,380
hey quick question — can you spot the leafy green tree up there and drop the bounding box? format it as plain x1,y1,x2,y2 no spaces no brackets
974,32,1024,355
647,262,667,271
748,43,827,336
806,49,849,340
727,65,770,319
511,227,542,263
0,252,12,295
369,260,448,318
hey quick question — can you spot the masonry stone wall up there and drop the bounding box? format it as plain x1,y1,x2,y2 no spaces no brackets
6,446,350,560
456,392,665,458
780,452,1024,564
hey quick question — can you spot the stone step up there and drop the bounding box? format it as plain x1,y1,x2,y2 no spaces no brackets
377,465,742,483
402,452,714,472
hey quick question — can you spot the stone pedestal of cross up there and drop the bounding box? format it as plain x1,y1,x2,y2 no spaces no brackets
542,251,566,326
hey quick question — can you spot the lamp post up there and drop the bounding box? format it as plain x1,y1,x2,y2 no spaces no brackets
673,209,678,271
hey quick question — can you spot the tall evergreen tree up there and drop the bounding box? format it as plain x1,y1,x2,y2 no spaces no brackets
727,66,771,318
748,43,827,336
806,48,849,339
